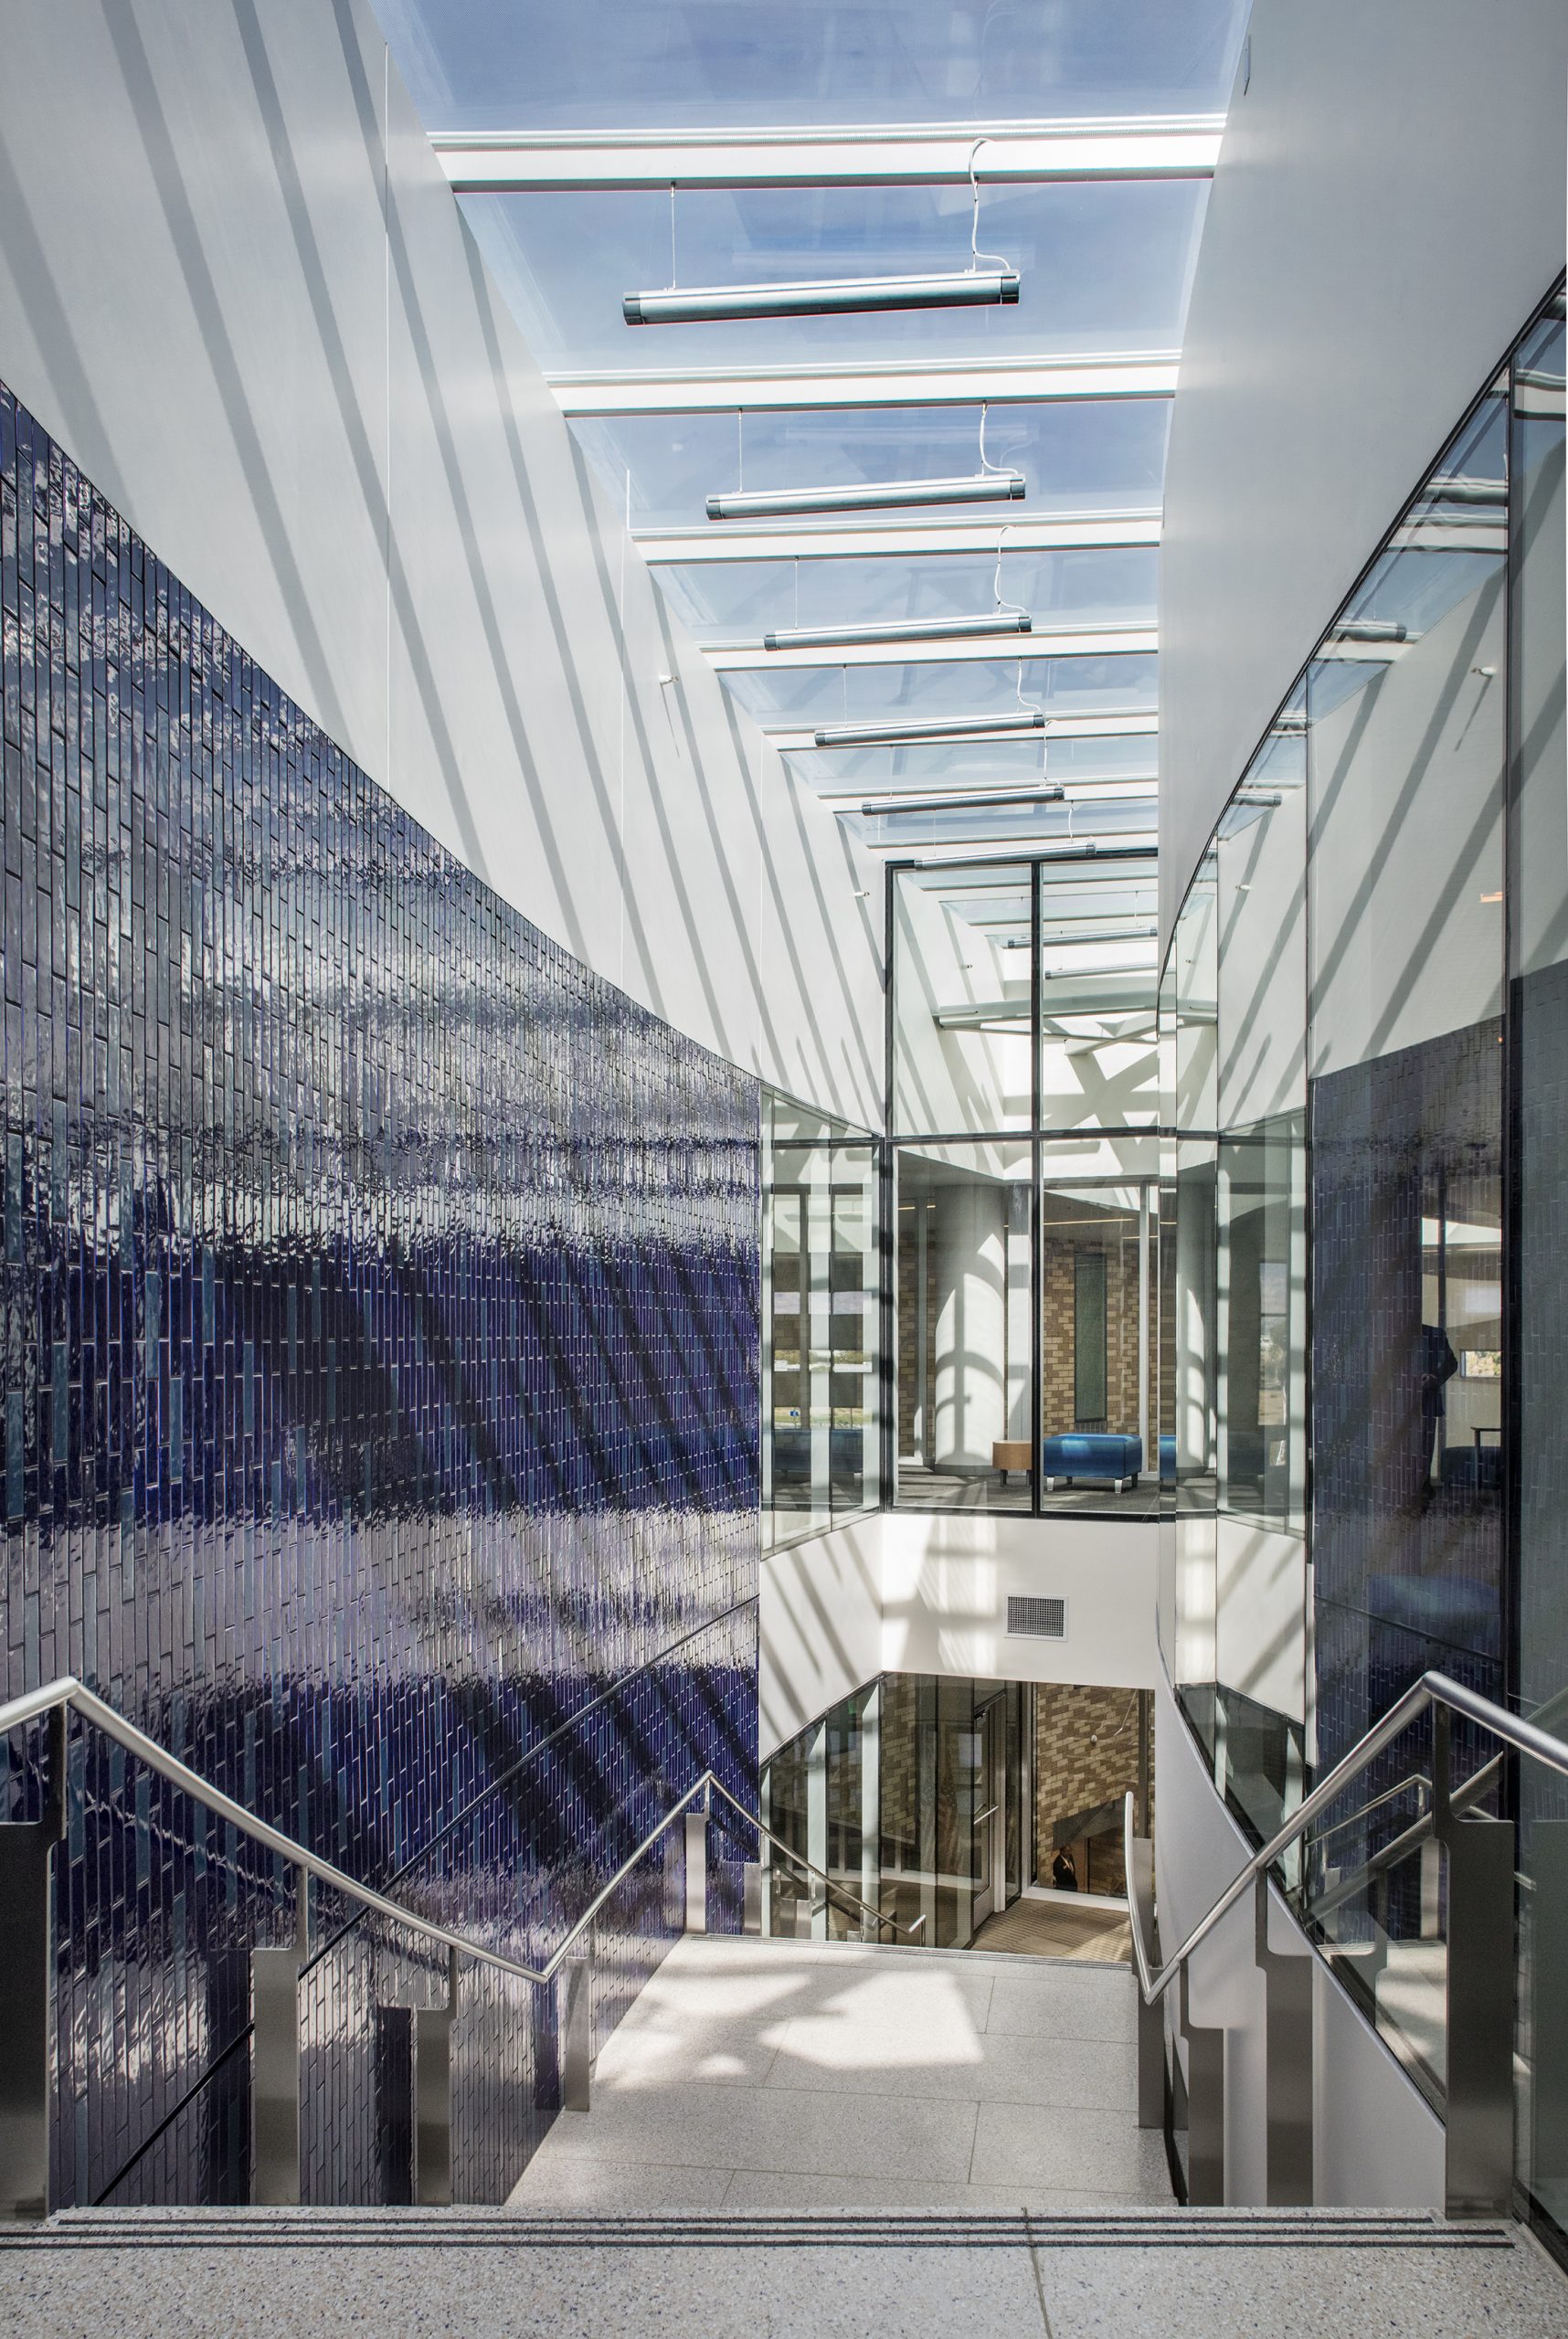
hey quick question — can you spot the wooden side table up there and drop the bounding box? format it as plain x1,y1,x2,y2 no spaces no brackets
992,1440,1033,1484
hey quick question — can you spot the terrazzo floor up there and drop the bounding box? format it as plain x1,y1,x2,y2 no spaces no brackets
3,2210,1563,2339
508,1933,1168,2212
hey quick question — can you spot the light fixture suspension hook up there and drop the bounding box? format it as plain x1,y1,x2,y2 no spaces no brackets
968,136,1011,275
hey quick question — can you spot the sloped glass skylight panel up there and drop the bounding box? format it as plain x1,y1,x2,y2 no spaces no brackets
572,403,1170,528
460,181,1207,368
789,732,1157,792
656,546,1159,640
378,0,1252,132
726,650,1159,723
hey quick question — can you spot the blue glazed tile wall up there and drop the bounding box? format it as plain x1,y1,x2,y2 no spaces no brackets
0,379,760,2207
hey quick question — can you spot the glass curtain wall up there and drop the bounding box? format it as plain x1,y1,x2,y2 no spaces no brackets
891,859,1160,1515
1160,285,1567,2241
761,1092,882,1551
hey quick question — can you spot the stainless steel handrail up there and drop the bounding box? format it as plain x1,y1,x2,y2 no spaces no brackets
0,1677,922,1986
1307,1770,1431,1852
1124,1667,1568,2010
1306,1676,1568,1925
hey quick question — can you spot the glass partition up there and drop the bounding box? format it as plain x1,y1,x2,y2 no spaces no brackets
893,864,1033,1139
762,1093,881,1551
762,1673,1144,1955
895,1137,1033,1512
1510,296,1568,2238
1160,283,1567,2238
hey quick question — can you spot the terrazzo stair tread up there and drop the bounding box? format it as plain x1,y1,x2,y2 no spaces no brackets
13,2207,1524,2248
9,2217,1560,2339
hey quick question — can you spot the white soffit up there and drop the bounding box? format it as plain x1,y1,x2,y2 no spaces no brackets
433,120,1223,192
705,624,1158,671
548,354,1180,416
635,512,1162,562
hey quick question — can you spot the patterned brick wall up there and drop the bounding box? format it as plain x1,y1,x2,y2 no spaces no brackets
1040,1221,1142,1439
0,379,759,2208
1036,1682,1150,1897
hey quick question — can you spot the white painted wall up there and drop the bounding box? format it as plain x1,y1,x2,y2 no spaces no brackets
1155,1667,1446,2207
759,1519,885,1758
761,1508,1158,1756
0,0,883,1125
1159,0,1568,948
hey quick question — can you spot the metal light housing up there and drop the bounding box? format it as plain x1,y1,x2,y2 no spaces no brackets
763,612,1032,653
706,472,1024,522
625,268,1020,326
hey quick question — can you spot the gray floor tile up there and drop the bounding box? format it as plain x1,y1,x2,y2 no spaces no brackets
983,1965,1135,2043
535,2075,980,2184
766,2019,1135,2111
969,2100,1171,2196
595,2015,782,2090
507,2152,736,2209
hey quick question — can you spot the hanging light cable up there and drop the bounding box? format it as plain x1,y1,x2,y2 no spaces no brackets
626,145,1019,323
708,401,1025,521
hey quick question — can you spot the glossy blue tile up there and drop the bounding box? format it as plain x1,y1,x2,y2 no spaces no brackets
0,380,760,2207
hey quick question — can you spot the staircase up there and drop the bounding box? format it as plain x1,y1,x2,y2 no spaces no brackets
4,1935,1561,2338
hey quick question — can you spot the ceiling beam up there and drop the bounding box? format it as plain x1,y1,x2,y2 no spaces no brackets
634,511,1161,562
548,353,1178,416
434,121,1223,191
705,622,1157,671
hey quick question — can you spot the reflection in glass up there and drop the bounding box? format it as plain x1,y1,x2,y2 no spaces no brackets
763,1674,1144,1952
1510,298,1568,2239
1160,291,1568,2206
895,1139,1033,1514
762,1094,881,1552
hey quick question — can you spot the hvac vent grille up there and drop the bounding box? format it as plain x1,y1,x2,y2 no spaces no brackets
1006,1595,1066,1640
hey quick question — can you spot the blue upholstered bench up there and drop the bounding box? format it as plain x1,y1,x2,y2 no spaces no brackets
1042,1433,1144,1492
1159,1434,1177,1485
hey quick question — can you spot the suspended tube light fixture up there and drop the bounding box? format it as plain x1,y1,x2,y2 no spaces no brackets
855,784,1064,816
706,472,1023,520
625,268,1018,325
811,709,1047,748
629,143,1019,325
763,610,1032,652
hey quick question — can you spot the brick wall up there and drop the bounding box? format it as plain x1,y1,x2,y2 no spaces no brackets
1035,1683,1151,1897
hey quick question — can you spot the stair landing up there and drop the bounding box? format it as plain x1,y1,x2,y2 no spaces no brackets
512,1932,1162,2212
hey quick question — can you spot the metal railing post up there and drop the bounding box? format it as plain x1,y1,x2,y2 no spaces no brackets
685,1807,708,1935
1255,1871,1314,2206
1180,1962,1225,2205
0,1705,67,2220
412,1946,458,2208
250,1868,306,2206
561,1951,593,2114
1434,1707,1516,2217
1128,1836,1165,2131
